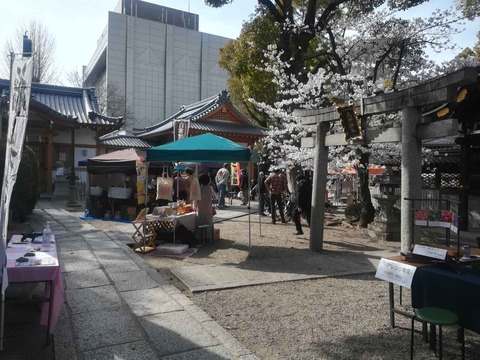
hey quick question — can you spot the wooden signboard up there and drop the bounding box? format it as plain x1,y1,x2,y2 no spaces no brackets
337,104,362,140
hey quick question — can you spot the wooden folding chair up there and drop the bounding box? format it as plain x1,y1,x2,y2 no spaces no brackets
131,208,157,253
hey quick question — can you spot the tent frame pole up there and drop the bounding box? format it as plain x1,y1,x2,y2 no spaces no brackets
0,288,4,350
247,166,251,250
258,163,262,238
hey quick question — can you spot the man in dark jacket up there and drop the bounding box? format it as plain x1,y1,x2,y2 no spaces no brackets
293,175,312,235
257,172,268,216
239,168,249,205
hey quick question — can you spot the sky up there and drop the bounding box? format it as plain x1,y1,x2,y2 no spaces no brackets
0,0,258,83
0,0,478,85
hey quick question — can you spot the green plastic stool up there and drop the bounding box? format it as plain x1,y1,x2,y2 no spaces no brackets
197,224,212,244
410,307,464,360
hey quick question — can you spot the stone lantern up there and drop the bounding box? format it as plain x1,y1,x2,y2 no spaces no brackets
367,168,401,241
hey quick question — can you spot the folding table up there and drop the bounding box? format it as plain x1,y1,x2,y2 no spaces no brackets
1,235,64,345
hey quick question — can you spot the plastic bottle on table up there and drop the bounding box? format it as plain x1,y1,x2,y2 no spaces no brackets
42,221,52,248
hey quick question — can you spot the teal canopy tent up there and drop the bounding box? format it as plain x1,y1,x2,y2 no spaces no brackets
146,133,260,248
146,133,260,163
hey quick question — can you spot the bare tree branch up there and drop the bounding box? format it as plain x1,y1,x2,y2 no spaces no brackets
1,20,58,83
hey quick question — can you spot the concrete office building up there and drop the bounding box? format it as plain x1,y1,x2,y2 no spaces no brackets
84,0,231,132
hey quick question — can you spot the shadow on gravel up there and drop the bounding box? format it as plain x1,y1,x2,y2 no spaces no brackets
323,239,384,252
311,326,480,360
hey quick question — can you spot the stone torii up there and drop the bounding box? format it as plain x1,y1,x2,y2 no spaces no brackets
296,67,480,253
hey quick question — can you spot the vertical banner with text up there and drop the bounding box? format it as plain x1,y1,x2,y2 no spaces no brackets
136,159,147,205
0,57,34,294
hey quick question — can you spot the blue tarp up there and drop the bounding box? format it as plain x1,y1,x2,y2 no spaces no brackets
146,133,260,163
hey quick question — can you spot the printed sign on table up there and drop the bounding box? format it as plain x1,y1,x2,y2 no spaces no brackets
413,244,448,260
375,258,417,288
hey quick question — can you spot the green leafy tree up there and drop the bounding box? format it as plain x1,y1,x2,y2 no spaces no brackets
0,141,39,223
209,0,478,228
208,1,431,83
219,9,279,126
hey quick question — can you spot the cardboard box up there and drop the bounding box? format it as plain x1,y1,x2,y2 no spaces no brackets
108,187,132,199
213,228,220,241
127,207,137,221
157,243,189,255
89,186,103,196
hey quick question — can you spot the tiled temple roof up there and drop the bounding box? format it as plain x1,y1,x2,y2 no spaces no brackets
0,79,123,128
139,90,266,138
99,128,152,148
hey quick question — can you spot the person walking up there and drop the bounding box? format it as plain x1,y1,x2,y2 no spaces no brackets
265,168,289,224
239,168,249,205
292,175,312,235
257,172,268,216
215,163,230,209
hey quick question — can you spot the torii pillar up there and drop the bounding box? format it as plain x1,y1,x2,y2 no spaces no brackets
400,107,422,254
310,122,329,252
299,68,479,254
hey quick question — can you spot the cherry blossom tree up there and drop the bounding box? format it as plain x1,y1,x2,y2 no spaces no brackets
249,2,479,226
210,1,479,226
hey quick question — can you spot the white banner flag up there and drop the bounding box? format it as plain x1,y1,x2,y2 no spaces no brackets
0,57,34,295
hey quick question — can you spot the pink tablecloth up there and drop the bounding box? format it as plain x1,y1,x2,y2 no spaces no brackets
4,235,64,333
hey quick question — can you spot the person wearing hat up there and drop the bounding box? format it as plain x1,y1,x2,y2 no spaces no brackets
265,168,289,224
215,163,230,209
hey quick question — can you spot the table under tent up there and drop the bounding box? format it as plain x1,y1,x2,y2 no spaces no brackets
85,148,164,220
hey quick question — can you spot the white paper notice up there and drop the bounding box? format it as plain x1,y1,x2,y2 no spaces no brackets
375,258,417,289
413,245,448,260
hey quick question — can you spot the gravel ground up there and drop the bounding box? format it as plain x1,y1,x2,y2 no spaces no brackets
86,206,480,360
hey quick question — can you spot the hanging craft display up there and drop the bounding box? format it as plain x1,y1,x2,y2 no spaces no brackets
189,165,201,202
157,166,173,201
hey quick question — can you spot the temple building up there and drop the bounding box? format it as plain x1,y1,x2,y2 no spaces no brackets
0,80,124,193
139,90,266,148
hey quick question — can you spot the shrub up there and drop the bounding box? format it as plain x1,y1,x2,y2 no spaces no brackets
344,202,362,221
0,140,39,223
